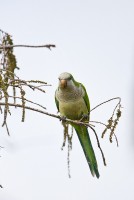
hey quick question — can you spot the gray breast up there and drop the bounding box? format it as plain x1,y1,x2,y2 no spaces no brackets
56,85,84,102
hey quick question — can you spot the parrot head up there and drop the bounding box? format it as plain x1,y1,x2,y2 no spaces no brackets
58,72,75,89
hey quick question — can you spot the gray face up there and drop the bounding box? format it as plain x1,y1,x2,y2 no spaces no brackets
58,72,72,81
58,72,74,89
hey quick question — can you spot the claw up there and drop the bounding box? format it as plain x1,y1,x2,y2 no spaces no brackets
80,114,89,122
60,116,67,122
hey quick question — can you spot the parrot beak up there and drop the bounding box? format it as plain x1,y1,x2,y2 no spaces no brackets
60,79,67,88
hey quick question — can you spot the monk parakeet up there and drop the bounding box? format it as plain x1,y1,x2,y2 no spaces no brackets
55,72,100,178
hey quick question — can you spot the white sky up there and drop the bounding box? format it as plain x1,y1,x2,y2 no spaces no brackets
0,0,134,200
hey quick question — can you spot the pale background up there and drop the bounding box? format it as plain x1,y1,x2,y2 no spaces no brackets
0,0,133,200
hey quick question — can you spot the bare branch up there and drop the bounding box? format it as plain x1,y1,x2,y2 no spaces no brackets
88,125,107,166
0,102,90,124
5,122,10,136
0,44,56,50
0,102,102,129
90,97,121,112
8,95,46,110
0,101,106,166
90,121,107,127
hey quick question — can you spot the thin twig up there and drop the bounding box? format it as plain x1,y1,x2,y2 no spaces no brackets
0,69,19,79
0,102,95,126
10,79,47,93
0,101,107,165
114,134,119,147
8,95,46,110
0,29,10,36
88,125,107,166
36,84,52,87
5,122,10,136
90,97,121,112
0,44,56,50
90,121,119,147
90,121,107,127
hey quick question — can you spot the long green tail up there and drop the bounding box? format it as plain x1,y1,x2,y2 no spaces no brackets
73,125,100,178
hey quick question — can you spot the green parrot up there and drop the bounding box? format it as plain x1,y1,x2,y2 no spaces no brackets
55,72,100,178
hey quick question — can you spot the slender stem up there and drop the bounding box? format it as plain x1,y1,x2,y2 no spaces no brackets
0,102,94,126
90,121,107,127
90,97,121,112
0,44,56,50
8,95,46,110
88,125,106,166
0,102,107,167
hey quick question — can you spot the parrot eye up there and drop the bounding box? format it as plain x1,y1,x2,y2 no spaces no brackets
67,77,71,80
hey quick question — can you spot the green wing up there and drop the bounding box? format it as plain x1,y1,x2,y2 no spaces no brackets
55,90,59,112
80,83,90,113
73,79,90,113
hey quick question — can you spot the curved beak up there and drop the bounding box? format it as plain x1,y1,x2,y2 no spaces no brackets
60,79,67,88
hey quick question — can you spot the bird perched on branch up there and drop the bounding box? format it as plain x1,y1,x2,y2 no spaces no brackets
55,72,100,178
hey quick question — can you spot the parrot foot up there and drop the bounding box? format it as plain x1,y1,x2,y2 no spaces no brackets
80,114,89,122
60,116,67,122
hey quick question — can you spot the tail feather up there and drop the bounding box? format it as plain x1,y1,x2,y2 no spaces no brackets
74,125,100,178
